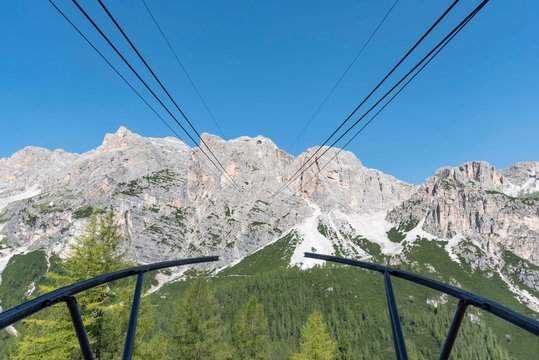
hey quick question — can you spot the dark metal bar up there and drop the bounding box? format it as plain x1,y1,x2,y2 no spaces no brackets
304,252,539,336
65,296,95,360
122,272,144,360
439,299,468,360
384,272,408,360
0,255,218,329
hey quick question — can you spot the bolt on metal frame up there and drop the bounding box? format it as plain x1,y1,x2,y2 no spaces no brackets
304,252,539,360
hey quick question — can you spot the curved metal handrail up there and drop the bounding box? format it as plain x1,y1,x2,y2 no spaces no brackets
2,253,537,360
0,255,218,360
304,252,539,360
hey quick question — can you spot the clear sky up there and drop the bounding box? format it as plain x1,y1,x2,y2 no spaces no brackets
1,0,537,184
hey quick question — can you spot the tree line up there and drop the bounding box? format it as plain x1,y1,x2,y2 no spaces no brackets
6,212,519,359
9,212,340,359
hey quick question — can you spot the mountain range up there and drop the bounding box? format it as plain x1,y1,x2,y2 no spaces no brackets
0,126,538,312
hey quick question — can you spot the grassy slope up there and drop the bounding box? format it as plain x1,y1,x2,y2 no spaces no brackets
0,251,50,357
0,231,537,358
0,251,48,310
219,232,298,276
400,238,538,358
152,235,538,359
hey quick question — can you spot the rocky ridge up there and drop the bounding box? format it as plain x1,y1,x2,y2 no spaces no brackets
0,127,537,308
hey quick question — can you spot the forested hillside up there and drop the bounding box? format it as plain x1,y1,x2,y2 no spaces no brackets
2,213,537,359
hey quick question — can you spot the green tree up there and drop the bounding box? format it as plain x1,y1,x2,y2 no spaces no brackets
336,331,354,360
14,211,155,359
232,295,270,359
172,277,232,359
291,310,337,360
101,288,168,360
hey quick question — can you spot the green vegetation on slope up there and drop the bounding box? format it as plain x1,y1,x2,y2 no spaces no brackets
219,232,299,276
1,216,537,359
5,213,165,360
118,169,180,196
0,251,48,310
386,219,419,243
485,189,539,205
194,235,536,359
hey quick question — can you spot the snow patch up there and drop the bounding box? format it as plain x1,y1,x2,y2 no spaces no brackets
445,233,464,264
503,177,539,197
468,313,481,324
327,211,367,258
145,268,188,295
403,218,436,243
5,325,18,336
402,218,462,264
498,270,539,312
290,200,334,269
25,282,36,297
345,212,402,255
426,293,448,308
0,185,41,211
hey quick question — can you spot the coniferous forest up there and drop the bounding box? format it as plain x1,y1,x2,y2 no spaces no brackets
1,212,537,359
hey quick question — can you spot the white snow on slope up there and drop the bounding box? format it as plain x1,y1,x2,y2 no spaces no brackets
145,268,189,295
290,201,334,269
0,186,41,211
345,212,403,255
401,218,463,264
403,218,435,243
326,211,367,257
444,233,463,264
504,178,539,197
498,271,539,312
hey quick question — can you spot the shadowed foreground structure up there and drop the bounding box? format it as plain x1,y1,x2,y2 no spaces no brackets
0,254,537,360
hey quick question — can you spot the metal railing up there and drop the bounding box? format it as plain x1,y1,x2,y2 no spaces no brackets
0,256,219,360
1,253,538,360
304,252,539,360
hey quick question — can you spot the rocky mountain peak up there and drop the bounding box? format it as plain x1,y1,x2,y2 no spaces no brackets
101,126,141,149
0,128,537,281
432,161,502,189
115,125,133,137
231,134,278,148
200,133,281,156
501,161,538,193
457,161,499,182
199,132,223,145
388,159,539,265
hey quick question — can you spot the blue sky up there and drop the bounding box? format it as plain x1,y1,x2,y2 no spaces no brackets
1,0,537,183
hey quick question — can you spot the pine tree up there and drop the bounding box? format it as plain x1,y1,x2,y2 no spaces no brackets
232,295,270,359
14,211,145,359
291,310,337,360
336,331,354,360
172,277,233,359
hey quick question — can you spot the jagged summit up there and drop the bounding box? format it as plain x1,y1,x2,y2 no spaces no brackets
0,127,538,310
200,132,224,144
231,134,276,144
101,126,141,149
0,128,537,267
115,125,134,137
431,161,501,187
501,161,539,195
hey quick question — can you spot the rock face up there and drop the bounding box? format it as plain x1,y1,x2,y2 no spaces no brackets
0,127,415,266
0,127,537,271
387,161,539,264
